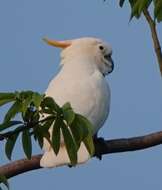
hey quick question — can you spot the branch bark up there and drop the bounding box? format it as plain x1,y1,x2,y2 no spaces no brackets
1,130,162,179
143,9,162,76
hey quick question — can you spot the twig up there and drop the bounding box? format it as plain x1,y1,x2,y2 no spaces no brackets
143,9,162,76
1,130,162,179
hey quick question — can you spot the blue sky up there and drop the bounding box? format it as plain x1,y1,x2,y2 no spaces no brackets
0,0,162,189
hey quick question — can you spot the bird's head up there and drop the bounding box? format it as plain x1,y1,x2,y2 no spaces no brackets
43,37,114,76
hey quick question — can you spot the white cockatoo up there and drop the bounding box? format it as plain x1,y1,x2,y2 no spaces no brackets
40,37,114,168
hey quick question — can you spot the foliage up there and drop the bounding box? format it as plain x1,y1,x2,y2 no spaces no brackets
0,91,94,171
119,0,162,22
0,175,9,190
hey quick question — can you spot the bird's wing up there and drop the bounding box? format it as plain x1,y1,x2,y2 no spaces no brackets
40,71,110,168
46,74,97,120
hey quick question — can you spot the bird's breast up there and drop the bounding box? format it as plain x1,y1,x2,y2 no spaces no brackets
46,70,110,134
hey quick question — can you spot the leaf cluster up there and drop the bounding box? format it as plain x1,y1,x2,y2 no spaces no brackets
0,91,95,188
119,0,162,22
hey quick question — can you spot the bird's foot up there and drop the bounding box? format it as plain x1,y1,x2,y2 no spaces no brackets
93,135,106,161
68,164,73,168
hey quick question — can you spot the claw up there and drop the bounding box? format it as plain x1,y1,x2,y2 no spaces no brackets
93,135,106,160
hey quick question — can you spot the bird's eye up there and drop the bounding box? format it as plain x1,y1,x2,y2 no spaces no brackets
99,45,104,50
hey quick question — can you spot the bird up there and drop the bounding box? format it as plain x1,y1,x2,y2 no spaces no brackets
40,37,114,168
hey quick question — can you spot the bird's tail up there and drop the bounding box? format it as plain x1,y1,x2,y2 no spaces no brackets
40,142,90,168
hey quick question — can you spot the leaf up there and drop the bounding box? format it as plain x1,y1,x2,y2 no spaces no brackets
138,0,152,14
0,92,15,107
32,111,40,123
4,101,22,123
75,114,94,156
61,122,77,165
0,92,15,100
0,99,14,107
62,102,75,125
37,133,44,149
0,175,9,189
33,126,44,148
119,0,126,7
52,117,61,155
41,97,60,113
19,91,33,100
130,0,141,20
22,129,32,159
76,114,94,135
32,92,44,108
41,118,54,131
83,134,95,156
37,118,54,146
69,115,89,150
5,132,19,160
21,96,33,115
154,0,162,22
0,121,22,132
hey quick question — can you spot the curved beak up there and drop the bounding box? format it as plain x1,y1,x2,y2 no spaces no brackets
43,38,72,49
109,58,114,73
104,54,114,74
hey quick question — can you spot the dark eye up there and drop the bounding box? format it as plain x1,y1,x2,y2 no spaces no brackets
99,45,104,50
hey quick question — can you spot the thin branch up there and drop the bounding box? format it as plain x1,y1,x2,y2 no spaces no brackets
143,9,162,76
1,130,162,179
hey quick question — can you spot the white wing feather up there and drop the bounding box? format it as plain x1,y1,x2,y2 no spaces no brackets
40,66,110,168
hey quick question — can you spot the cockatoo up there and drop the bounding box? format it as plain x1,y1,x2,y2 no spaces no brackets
40,37,114,168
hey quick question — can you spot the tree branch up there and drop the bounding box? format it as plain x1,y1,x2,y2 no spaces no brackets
1,130,162,179
143,9,162,76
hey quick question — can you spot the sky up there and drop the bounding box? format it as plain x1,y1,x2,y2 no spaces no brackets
0,0,162,189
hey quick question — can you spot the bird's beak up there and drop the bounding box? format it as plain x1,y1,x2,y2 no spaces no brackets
43,38,72,49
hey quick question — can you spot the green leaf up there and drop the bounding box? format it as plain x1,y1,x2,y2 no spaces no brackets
32,111,40,123
0,92,15,100
75,114,94,156
41,118,54,131
52,117,61,155
154,0,162,22
22,129,32,159
0,121,22,132
83,134,95,157
75,114,94,134
19,91,33,100
138,0,152,14
130,0,141,20
4,101,22,123
32,92,44,108
41,97,60,113
33,126,44,148
62,102,75,125
5,132,19,160
21,96,33,115
69,115,89,150
37,118,54,146
37,133,44,149
61,122,77,165
0,175,9,189
0,99,14,107
119,0,126,7
0,92,15,107
129,0,152,20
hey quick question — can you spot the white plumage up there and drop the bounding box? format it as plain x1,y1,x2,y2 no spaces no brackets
40,37,114,168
